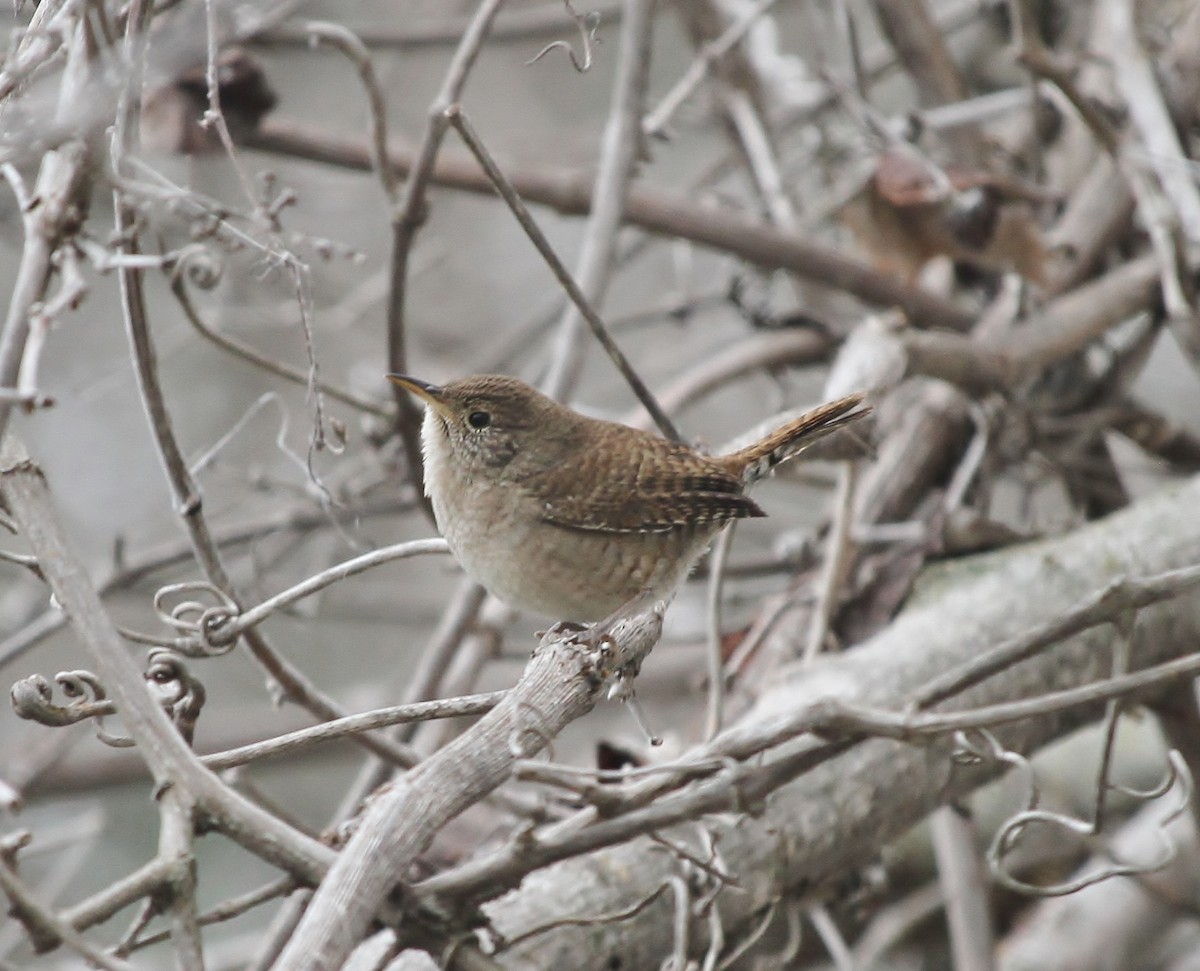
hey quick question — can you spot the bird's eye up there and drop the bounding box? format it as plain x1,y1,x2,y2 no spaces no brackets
467,410,491,430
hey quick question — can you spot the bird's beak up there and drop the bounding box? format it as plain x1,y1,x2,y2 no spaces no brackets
387,374,451,416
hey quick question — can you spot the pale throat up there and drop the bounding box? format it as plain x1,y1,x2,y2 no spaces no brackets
419,408,452,506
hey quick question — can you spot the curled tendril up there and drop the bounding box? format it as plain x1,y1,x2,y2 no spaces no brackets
58,670,133,746
11,651,207,748
11,672,115,726
153,580,240,656
952,728,1039,814
144,649,206,745
526,2,601,73
10,669,132,746
988,749,1193,897
169,243,223,290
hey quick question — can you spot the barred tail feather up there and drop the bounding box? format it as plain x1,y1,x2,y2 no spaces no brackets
721,392,870,485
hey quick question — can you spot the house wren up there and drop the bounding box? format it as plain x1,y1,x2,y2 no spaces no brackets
389,374,869,622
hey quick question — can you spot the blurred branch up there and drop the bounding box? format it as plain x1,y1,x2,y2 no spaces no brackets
245,119,975,330
646,0,784,138
1107,0,1200,243
121,877,296,954
0,20,93,444
251,1,623,49
0,833,137,971
623,326,836,429
305,21,398,200
930,805,995,971
871,0,986,161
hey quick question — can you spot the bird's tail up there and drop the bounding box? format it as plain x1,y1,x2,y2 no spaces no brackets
719,392,870,485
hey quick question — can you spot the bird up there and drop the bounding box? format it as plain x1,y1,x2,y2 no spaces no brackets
389,374,869,623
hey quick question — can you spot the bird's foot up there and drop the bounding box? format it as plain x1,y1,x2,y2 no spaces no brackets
539,620,590,639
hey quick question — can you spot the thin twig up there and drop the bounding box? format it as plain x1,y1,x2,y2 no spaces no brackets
202,691,505,771
170,273,389,418
544,0,658,401
200,0,265,203
446,106,681,441
1090,614,1134,835
305,21,398,200
124,877,295,952
665,874,691,971
704,523,736,741
721,87,797,227
803,461,858,661
915,564,1200,711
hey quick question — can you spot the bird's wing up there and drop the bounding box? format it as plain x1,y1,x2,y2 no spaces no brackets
524,430,765,534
